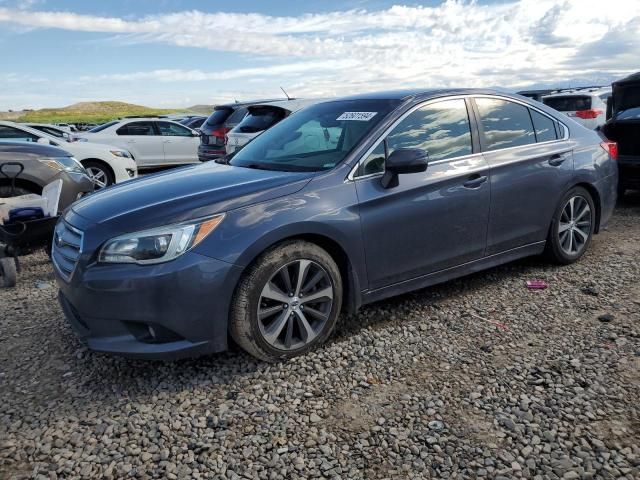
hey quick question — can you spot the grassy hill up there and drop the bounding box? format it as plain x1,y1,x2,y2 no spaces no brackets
0,101,186,124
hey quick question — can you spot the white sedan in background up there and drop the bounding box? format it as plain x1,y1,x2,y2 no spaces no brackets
79,118,201,169
0,121,137,188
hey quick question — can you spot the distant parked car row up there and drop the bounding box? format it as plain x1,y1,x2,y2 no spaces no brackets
0,121,137,188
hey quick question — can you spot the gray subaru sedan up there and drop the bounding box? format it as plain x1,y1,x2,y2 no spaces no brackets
52,89,618,361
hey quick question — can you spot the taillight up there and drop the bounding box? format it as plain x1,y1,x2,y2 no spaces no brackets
601,141,618,161
575,109,603,119
210,127,230,146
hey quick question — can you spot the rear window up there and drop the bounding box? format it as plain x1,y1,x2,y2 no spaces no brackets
225,107,248,127
205,108,232,127
543,96,591,111
88,121,118,133
235,107,286,133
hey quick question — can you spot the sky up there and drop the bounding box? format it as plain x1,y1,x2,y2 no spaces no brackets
0,0,638,110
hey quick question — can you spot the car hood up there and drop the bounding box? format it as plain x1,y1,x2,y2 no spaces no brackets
60,140,122,155
70,162,313,232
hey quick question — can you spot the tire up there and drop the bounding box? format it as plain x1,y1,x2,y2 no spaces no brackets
0,185,33,197
545,186,596,265
229,240,343,362
82,160,114,189
0,258,17,288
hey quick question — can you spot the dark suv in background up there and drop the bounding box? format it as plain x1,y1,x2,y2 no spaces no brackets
198,99,282,162
601,72,640,195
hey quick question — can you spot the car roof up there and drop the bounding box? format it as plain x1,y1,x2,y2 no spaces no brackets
246,98,326,113
542,88,611,99
0,141,70,157
323,88,517,102
215,98,288,110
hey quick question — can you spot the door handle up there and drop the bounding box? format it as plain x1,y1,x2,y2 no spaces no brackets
163,140,172,143
463,174,488,189
549,152,571,166
126,139,136,143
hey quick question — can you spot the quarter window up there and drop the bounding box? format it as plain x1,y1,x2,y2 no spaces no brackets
476,98,536,151
530,109,559,143
116,121,156,136
359,99,473,176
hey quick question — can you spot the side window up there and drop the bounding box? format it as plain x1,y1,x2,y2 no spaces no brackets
0,125,39,142
156,122,192,137
358,99,473,176
476,98,536,151
116,121,155,136
530,109,558,143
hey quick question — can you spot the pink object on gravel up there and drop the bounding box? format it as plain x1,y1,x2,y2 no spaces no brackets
526,280,548,290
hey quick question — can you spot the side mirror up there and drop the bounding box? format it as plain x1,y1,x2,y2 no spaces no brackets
381,148,428,189
36,137,50,145
191,130,200,137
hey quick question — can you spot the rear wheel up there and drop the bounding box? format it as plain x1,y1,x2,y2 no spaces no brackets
83,161,114,189
545,187,595,264
230,241,342,362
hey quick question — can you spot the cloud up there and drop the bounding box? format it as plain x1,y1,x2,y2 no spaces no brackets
0,0,639,108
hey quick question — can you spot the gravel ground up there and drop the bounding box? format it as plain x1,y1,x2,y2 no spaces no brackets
1,194,639,480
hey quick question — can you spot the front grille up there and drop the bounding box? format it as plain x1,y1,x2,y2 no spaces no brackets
52,220,83,282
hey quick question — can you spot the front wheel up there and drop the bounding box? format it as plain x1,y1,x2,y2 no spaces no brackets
545,187,595,264
83,161,114,189
229,241,342,362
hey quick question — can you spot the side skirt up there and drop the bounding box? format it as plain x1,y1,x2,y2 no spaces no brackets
361,241,546,306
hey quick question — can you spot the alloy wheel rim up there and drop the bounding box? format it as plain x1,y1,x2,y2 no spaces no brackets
257,259,334,351
87,167,108,188
559,195,592,256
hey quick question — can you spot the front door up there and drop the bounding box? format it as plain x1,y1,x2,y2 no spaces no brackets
155,121,199,164
355,98,491,291
115,121,164,168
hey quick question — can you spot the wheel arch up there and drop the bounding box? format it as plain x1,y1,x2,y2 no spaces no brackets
574,182,602,233
234,229,363,315
80,158,115,179
0,177,43,195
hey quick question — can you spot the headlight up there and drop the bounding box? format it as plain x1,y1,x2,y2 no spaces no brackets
98,214,225,265
40,156,86,174
110,150,130,158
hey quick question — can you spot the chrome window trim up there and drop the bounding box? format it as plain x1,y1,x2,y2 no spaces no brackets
347,93,569,182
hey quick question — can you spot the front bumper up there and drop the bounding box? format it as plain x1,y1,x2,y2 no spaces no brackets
54,243,243,360
111,157,138,183
618,155,640,188
198,144,225,162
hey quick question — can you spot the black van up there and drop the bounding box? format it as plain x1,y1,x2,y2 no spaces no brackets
602,72,640,195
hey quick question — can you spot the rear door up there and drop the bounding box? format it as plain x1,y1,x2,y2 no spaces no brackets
155,121,199,164
473,96,574,254
355,98,491,290
115,121,164,167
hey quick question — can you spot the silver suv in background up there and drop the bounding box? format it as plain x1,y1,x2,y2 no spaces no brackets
0,142,94,209
542,88,611,130
225,99,322,154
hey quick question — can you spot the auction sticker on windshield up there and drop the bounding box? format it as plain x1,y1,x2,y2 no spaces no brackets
337,112,378,121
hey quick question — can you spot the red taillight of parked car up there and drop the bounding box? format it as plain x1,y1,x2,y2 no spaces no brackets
600,141,618,161
210,127,230,146
575,109,603,119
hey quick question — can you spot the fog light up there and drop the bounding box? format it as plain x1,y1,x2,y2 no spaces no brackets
126,169,136,178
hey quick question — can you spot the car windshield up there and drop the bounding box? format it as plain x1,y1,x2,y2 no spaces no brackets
229,99,400,172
